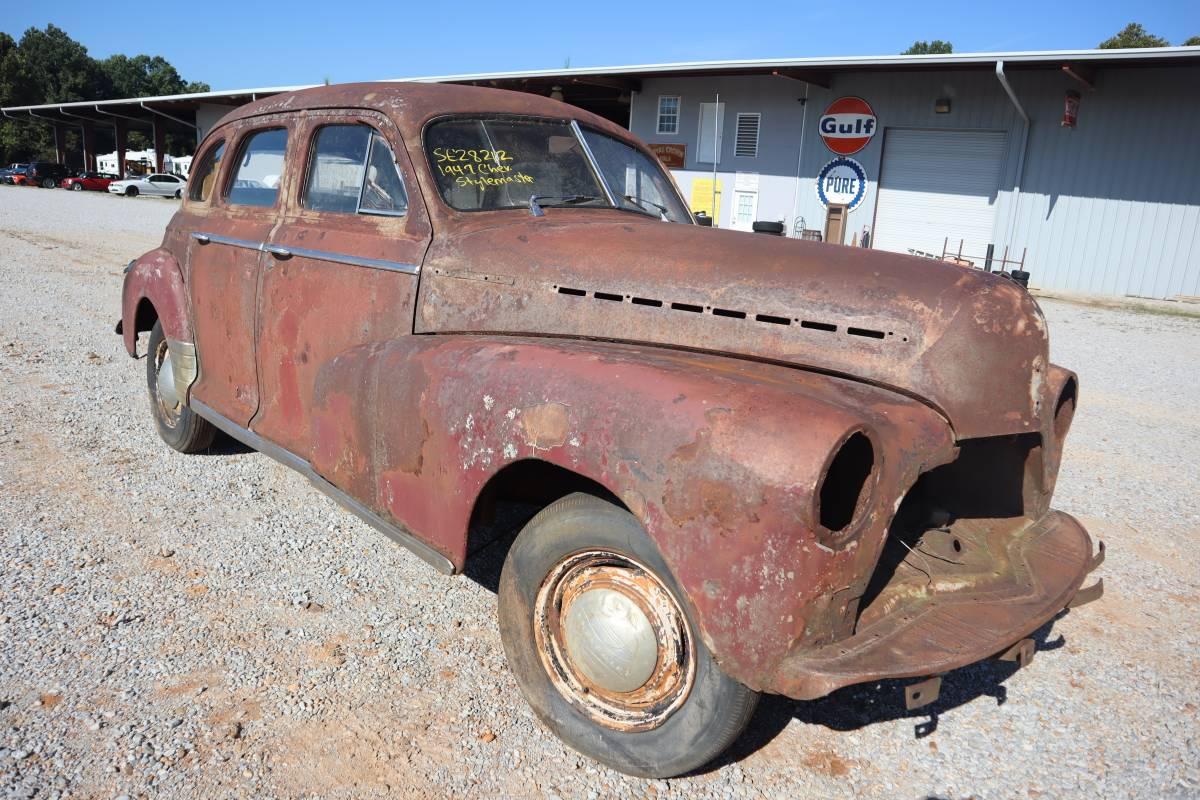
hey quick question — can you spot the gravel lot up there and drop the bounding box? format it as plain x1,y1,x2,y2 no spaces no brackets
1,186,1198,799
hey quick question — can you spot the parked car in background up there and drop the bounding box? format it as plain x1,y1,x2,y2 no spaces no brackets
108,173,187,198
0,163,29,184
61,171,120,192
117,82,1102,779
3,166,32,186
26,161,70,188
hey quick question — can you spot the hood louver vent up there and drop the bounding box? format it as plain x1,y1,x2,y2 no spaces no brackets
553,284,902,343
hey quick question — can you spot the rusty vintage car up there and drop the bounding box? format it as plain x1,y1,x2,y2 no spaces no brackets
117,82,1103,777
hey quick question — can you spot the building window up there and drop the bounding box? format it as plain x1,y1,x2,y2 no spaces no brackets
657,96,680,135
735,113,760,158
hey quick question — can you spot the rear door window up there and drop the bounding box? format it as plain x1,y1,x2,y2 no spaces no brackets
227,128,288,207
303,124,408,216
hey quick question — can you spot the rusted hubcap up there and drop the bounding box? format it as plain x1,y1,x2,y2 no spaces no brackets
534,550,695,732
154,338,181,426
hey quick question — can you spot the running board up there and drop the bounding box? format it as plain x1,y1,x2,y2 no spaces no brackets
190,399,456,575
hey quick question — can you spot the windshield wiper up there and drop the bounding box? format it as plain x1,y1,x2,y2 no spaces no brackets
623,194,670,221
529,194,601,217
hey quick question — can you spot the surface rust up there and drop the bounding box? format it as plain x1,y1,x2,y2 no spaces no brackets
119,81,1097,700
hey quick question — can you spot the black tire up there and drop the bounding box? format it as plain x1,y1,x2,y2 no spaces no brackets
498,493,759,778
41,177,56,189
174,189,182,199
72,182,83,191
126,186,138,197
146,320,215,453
751,220,785,235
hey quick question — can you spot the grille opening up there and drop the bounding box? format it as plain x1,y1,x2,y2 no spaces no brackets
670,302,703,313
800,320,837,332
712,308,747,319
856,433,1040,629
847,327,886,339
631,297,663,307
557,286,586,297
593,291,623,302
818,432,875,532
1054,377,1078,441
756,313,791,326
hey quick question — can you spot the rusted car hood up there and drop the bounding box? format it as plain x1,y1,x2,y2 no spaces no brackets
416,213,1050,439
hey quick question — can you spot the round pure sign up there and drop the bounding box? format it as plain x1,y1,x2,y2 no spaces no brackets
816,157,867,211
819,96,877,155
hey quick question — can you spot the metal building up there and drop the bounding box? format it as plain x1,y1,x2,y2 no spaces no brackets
5,47,1198,299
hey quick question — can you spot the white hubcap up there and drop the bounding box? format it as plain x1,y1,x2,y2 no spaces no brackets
561,587,658,693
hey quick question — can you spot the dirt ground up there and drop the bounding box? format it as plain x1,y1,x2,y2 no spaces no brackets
1,187,1198,799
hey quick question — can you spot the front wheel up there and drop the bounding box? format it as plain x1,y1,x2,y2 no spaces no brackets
146,321,215,453
72,182,83,191
498,493,759,778
125,186,138,197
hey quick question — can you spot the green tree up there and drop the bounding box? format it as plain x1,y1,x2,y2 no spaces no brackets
1182,36,1200,46
0,25,210,164
1098,23,1170,49
902,40,953,55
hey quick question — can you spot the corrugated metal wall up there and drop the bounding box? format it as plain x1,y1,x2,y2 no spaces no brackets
632,64,1200,299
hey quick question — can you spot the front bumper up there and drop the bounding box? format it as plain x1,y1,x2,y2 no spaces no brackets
772,510,1102,700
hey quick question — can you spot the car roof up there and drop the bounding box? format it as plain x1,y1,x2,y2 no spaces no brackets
216,81,630,142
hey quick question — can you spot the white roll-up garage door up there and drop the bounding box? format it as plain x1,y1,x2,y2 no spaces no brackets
871,129,1007,264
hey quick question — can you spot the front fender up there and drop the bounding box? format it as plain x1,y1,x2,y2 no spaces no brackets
120,248,191,357
308,335,955,689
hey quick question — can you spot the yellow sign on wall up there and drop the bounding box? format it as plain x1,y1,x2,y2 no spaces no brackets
689,178,723,223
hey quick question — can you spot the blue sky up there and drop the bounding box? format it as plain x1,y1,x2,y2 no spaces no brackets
3,0,1198,91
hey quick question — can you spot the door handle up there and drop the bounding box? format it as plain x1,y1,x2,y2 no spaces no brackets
191,232,211,244
264,245,292,259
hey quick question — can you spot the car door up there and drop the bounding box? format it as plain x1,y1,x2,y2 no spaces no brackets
250,111,432,479
186,120,294,427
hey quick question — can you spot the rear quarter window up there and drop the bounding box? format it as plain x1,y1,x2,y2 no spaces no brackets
188,140,225,202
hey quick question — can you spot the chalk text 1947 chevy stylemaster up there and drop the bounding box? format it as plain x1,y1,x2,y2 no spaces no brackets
117,83,1104,777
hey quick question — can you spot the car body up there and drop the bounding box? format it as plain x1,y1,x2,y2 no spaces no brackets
0,163,29,184
117,82,1102,777
2,165,33,186
108,172,187,198
61,171,120,191
25,161,70,188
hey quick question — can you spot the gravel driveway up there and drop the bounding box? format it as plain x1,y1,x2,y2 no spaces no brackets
1,186,1198,799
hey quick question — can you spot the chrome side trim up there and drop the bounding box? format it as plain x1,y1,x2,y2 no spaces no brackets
190,231,419,275
191,231,262,251
190,399,455,575
282,245,420,275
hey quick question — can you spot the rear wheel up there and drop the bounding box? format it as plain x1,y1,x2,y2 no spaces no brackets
498,493,759,778
146,320,215,453
174,189,182,199
41,177,56,189
125,186,138,197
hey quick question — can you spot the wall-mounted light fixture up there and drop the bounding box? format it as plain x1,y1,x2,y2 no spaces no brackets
935,97,952,114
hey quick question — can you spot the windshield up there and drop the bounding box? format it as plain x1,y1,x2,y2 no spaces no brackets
425,117,690,223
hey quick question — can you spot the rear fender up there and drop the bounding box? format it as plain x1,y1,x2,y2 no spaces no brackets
120,248,191,357
308,335,955,688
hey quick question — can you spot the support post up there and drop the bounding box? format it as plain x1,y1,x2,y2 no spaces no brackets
152,120,166,173
53,125,67,166
81,125,97,171
114,121,128,178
